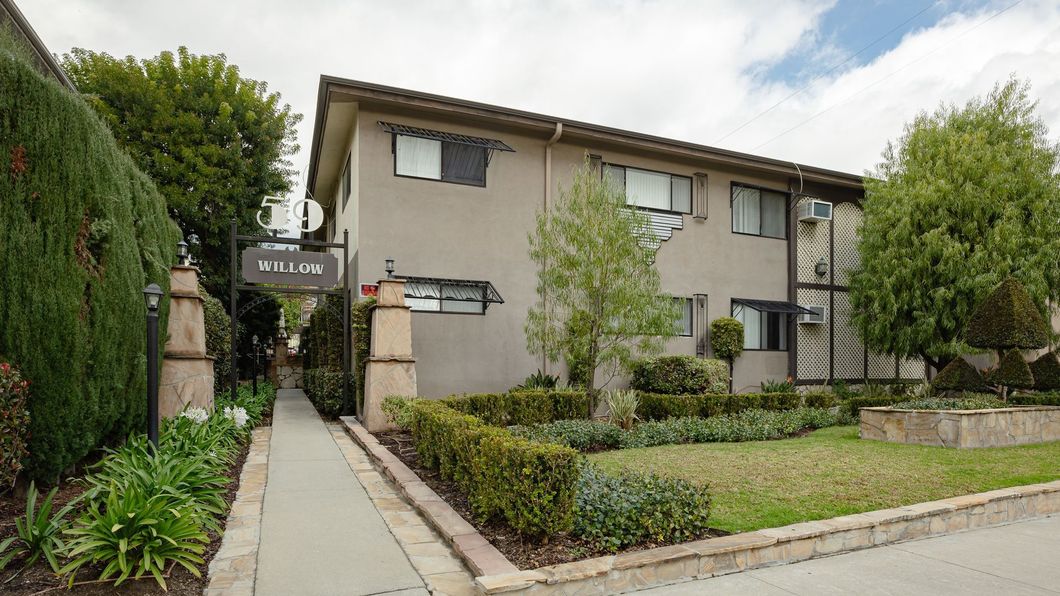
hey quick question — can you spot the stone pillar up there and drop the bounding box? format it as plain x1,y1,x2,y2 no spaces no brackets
362,279,417,432
159,265,215,417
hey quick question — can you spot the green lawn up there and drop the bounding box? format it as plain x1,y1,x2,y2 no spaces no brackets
589,426,1060,533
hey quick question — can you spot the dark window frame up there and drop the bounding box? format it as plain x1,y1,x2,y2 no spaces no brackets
391,133,489,188
729,181,790,240
404,281,492,316
730,299,790,352
603,162,693,215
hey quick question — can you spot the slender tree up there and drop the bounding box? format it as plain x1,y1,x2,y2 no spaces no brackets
526,161,680,405
850,79,1060,371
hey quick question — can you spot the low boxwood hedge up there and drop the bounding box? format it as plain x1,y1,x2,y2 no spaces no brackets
440,389,590,426
637,391,837,421
408,400,580,538
1009,392,1060,406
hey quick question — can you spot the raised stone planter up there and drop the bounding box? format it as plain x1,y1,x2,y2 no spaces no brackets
860,405,1060,448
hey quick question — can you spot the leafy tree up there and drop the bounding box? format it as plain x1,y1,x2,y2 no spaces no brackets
850,79,1060,371
61,47,302,300
526,161,679,404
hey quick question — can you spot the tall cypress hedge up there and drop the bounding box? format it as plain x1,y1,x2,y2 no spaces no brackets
0,40,180,480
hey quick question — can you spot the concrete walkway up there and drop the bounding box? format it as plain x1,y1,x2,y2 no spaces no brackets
255,389,427,596
639,515,1060,595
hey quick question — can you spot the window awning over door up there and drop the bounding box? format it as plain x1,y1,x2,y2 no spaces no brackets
398,275,504,305
731,298,816,316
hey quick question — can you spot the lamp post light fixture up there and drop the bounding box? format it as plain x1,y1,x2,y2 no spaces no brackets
251,334,259,397
176,239,190,266
143,283,164,449
814,257,829,278
385,258,395,279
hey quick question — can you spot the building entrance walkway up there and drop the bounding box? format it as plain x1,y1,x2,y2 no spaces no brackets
255,389,427,596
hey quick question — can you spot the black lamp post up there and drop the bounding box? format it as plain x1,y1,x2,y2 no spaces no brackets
177,239,190,266
251,334,259,397
385,258,395,279
143,283,163,449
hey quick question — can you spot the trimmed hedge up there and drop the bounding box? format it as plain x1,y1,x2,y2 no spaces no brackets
440,390,590,426
931,357,986,392
408,400,579,538
303,367,344,418
203,290,234,395
351,298,374,413
630,356,728,395
636,392,837,421
1029,352,1060,391
1009,392,1060,406
965,276,1050,351
843,396,903,418
986,348,1034,389
0,39,181,480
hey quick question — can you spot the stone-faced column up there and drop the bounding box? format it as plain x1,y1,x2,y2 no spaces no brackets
362,279,417,432
159,265,215,417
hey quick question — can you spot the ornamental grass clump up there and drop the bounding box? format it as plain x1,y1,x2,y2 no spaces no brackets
605,389,640,430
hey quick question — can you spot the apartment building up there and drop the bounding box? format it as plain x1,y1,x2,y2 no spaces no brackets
305,76,923,397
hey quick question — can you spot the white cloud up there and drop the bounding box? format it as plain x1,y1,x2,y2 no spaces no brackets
18,0,1060,183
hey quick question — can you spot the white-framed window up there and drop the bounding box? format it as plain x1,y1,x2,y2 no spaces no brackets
675,297,693,337
405,281,486,314
604,164,692,213
732,184,787,239
394,134,487,186
731,302,788,350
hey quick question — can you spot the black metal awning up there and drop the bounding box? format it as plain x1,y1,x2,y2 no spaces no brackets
397,275,504,305
732,298,815,316
378,122,515,152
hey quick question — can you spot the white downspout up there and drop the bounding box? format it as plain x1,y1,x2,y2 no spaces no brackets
542,122,563,374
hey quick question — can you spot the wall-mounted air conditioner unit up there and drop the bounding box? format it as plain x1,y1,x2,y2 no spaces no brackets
798,305,827,324
798,200,833,223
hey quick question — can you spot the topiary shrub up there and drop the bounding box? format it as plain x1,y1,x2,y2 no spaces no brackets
630,355,728,395
0,362,31,491
930,357,986,393
303,367,344,418
965,277,1050,351
709,317,744,362
0,39,181,480
1029,351,1060,391
985,348,1035,390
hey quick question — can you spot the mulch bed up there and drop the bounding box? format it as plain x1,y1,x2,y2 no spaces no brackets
376,431,727,570
0,430,259,595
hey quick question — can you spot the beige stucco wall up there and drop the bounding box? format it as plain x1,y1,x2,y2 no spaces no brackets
320,103,869,396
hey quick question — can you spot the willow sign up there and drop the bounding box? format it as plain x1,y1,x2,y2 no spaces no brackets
241,247,339,286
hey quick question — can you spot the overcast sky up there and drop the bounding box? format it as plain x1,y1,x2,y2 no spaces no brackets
20,0,1060,197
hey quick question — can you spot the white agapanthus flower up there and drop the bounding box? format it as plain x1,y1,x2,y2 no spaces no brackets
181,407,209,424
224,405,249,428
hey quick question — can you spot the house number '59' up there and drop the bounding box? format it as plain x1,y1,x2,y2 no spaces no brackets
256,196,324,233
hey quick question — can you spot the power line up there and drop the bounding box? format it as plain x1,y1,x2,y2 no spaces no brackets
714,1,941,145
751,0,1025,152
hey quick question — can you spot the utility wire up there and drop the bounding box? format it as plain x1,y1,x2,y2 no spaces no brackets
751,0,1025,152
714,1,941,145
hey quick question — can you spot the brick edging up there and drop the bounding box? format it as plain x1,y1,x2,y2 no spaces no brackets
342,417,1060,595
204,426,272,595
340,417,519,578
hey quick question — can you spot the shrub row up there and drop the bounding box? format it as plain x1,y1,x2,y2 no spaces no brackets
1009,392,1060,406
440,390,590,426
842,396,904,418
511,407,847,452
0,36,181,481
573,465,711,552
408,400,580,538
0,383,275,587
637,391,836,421
630,355,729,395
891,395,1007,410
303,367,345,418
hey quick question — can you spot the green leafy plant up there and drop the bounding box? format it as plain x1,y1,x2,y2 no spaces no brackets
382,395,417,429
630,356,729,395
514,370,560,391
510,419,624,451
0,362,30,491
604,389,639,430
1029,352,1060,391
0,482,77,573
930,358,986,393
760,378,795,393
891,396,1008,410
709,318,744,363
574,465,710,552
985,348,1035,396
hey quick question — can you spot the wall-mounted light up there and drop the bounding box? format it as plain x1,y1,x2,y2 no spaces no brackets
385,258,395,279
815,257,828,278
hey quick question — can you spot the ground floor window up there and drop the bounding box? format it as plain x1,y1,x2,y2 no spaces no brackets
674,297,693,336
399,275,504,314
731,302,787,350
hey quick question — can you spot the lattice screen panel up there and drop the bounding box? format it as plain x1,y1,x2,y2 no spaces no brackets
832,203,862,286
832,291,865,379
868,351,896,380
797,287,830,380
796,197,831,285
899,356,926,380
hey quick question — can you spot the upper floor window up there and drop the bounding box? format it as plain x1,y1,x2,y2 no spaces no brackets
341,153,351,209
380,122,514,188
605,164,691,214
732,184,787,239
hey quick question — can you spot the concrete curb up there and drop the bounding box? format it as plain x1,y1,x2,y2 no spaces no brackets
342,418,1060,595
204,426,272,596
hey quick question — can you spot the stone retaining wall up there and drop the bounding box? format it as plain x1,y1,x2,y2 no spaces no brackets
860,406,1060,448
341,418,1060,595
